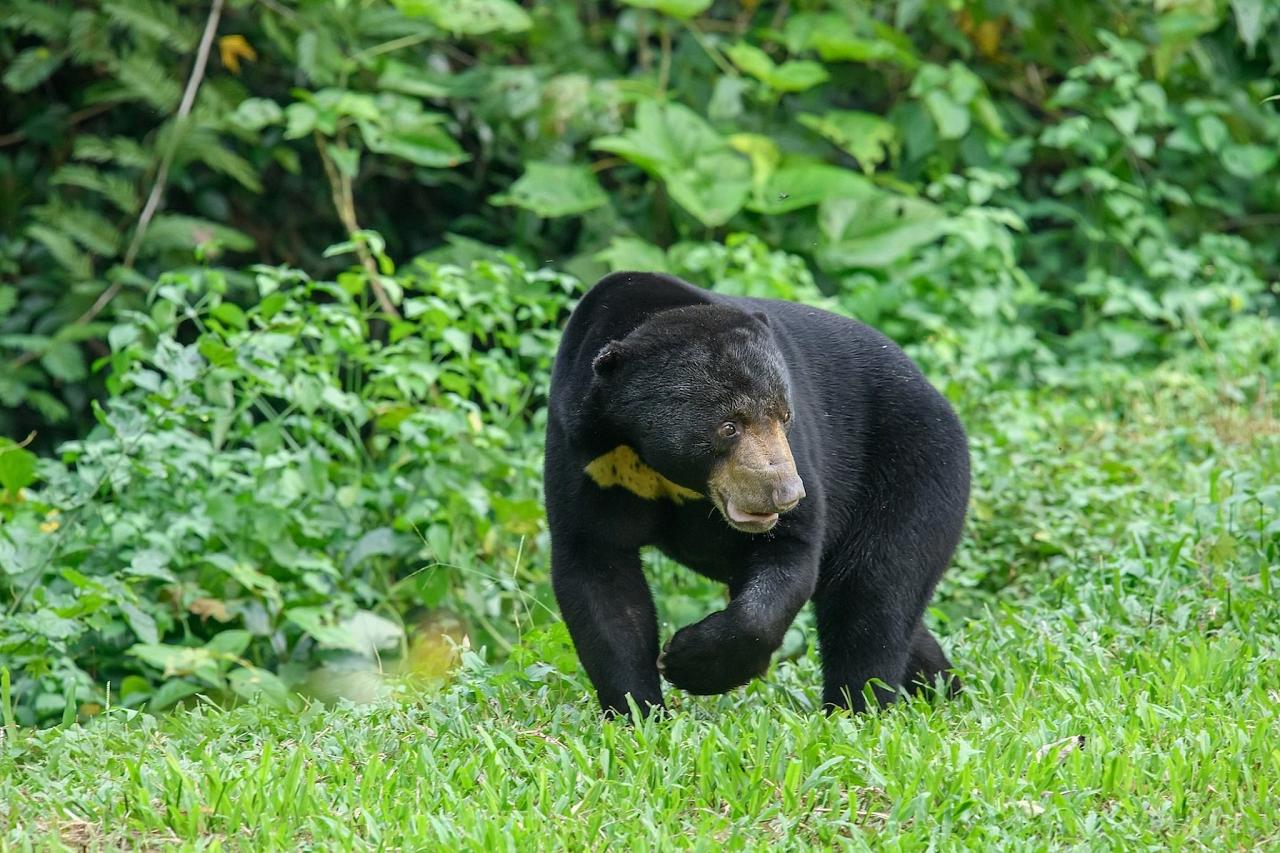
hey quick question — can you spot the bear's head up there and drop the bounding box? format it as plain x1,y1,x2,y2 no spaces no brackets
590,304,805,533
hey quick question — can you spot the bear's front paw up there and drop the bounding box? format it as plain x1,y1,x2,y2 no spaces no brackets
657,611,773,695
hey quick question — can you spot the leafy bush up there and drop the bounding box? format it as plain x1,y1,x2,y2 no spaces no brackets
0,253,577,723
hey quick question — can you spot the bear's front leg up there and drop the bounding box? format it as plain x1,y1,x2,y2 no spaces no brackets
659,534,819,695
551,535,665,717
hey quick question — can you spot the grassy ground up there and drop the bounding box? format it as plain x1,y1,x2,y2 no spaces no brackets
2,349,1278,850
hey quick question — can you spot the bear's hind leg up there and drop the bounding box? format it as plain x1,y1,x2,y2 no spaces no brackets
905,622,961,699
812,566,915,712
813,472,966,713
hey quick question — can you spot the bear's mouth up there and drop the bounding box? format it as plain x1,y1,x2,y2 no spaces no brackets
720,496,780,533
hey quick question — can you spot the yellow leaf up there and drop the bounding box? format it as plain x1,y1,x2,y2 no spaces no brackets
218,35,257,74
956,11,1005,60
190,597,232,622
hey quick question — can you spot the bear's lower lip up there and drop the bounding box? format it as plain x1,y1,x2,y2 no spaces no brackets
725,500,779,527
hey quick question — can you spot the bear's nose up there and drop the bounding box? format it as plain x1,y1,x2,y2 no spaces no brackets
771,475,805,513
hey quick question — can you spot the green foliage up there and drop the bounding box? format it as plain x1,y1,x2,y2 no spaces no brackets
3,0,1278,440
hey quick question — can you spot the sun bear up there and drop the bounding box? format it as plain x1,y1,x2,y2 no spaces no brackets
543,272,969,716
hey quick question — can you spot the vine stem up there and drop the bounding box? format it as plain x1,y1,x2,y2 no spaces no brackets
314,133,401,319
7,0,227,372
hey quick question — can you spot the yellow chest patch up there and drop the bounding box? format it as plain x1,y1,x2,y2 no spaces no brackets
584,445,704,504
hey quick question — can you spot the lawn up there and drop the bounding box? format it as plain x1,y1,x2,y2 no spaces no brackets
3,345,1277,851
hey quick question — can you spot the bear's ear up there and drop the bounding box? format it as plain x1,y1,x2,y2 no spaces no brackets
752,311,770,327
592,341,625,376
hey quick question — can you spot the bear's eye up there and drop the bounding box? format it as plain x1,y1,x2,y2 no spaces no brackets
782,410,793,425
717,422,739,439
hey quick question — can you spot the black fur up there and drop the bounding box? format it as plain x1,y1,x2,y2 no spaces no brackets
544,272,970,716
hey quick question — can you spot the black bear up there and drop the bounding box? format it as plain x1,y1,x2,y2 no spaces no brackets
544,272,969,716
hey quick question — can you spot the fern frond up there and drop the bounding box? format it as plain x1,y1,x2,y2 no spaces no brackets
68,9,117,64
34,203,121,256
73,135,153,170
0,1,70,41
26,224,93,278
2,47,67,92
51,164,141,214
25,389,71,422
139,215,255,257
101,0,198,51
179,129,262,192
111,50,182,112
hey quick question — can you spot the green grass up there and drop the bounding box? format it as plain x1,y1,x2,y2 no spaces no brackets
2,354,1278,851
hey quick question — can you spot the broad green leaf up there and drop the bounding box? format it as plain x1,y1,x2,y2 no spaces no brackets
817,192,946,269
228,667,294,709
119,600,159,644
216,558,278,595
129,644,225,687
330,145,360,178
344,528,401,571
665,150,751,227
1221,144,1277,178
726,43,828,93
0,439,37,496
284,103,317,139
729,133,781,196
924,90,970,140
798,111,898,173
392,0,531,34
594,101,723,174
768,61,830,93
785,14,919,69
228,97,283,132
491,162,609,217
1104,103,1141,137
747,161,875,215
376,61,455,98
1230,0,1265,52
708,75,749,121
340,610,405,655
619,0,712,19
726,42,775,82
286,607,363,652
149,678,201,710
1153,5,1222,79
1196,115,1229,153
592,101,750,226
211,302,247,330
205,629,253,658
361,121,468,168
198,334,236,368
127,549,176,582
595,237,671,273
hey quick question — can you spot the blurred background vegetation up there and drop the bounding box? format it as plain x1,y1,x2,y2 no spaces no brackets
0,0,1277,725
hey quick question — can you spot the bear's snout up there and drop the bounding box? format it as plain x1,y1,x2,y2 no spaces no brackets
771,474,805,513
